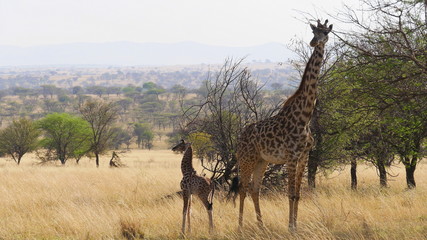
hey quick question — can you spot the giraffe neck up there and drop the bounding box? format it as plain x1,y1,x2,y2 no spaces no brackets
181,145,196,177
278,43,325,123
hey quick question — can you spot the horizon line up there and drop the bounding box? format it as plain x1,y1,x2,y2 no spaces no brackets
0,41,286,49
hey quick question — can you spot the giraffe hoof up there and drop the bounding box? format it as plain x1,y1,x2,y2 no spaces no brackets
288,225,297,233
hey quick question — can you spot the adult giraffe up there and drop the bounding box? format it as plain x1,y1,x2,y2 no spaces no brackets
233,19,332,232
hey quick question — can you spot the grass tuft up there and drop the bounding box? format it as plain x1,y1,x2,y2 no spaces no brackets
120,218,144,240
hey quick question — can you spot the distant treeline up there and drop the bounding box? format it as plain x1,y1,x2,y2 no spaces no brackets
0,63,295,90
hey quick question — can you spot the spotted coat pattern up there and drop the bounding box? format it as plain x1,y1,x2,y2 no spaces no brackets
236,20,333,232
172,140,214,235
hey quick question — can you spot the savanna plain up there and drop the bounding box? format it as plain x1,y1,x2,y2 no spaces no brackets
0,146,426,240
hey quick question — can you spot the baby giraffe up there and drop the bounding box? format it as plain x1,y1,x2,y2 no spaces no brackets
172,139,214,235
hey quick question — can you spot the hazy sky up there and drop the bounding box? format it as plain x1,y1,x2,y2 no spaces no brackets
0,0,360,47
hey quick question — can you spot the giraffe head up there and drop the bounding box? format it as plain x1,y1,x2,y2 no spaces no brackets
309,19,333,47
172,139,191,153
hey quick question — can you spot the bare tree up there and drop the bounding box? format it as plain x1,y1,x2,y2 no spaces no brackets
179,58,283,187
79,99,118,167
335,0,427,74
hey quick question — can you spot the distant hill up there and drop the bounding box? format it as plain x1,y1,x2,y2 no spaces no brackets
0,42,294,66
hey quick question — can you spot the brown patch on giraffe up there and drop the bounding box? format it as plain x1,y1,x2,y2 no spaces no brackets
302,111,311,118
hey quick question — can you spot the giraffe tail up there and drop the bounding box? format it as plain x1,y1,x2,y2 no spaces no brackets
207,182,215,210
227,176,239,207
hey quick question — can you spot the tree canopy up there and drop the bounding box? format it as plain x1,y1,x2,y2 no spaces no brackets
37,113,91,164
0,118,40,165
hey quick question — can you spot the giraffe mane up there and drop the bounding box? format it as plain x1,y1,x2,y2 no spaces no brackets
282,88,303,108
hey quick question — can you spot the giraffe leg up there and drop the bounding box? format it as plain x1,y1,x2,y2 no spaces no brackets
187,195,192,233
208,207,214,234
293,135,313,227
250,160,268,228
182,191,190,235
208,185,214,234
198,191,214,234
294,152,309,229
238,171,251,230
287,160,297,232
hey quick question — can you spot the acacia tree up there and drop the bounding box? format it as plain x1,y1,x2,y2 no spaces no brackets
0,118,40,165
287,0,426,189
133,123,154,149
38,113,91,165
79,99,118,167
110,126,132,150
387,98,427,188
332,0,427,188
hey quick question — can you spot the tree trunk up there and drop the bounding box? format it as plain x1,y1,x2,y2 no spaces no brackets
377,159,388,187
350,159,357,190
405,165,416,189
307,155,318,190
95,153,100,167
403,156,417,189
219,155,237,186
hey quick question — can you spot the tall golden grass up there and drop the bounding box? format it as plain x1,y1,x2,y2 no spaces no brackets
0,149,426,239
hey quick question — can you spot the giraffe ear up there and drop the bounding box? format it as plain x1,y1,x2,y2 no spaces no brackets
310,24,316,31
328,24,333,31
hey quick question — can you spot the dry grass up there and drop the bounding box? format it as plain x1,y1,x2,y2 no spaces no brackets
0,150,426,239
